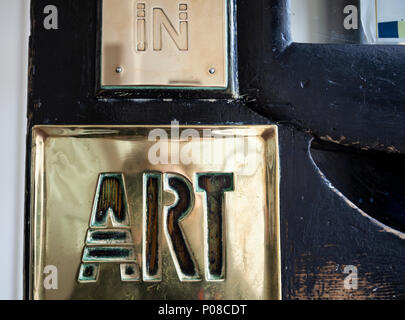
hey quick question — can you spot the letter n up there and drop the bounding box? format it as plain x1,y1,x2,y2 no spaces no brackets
153,7,188,51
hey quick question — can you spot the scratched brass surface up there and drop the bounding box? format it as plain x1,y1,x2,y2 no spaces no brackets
29,125,280,300
101,0,228,88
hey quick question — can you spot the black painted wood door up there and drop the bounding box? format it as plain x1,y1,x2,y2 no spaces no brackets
26,0,405,299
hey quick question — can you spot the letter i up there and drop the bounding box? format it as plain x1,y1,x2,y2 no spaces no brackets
137,3,146,51
179,3,188,51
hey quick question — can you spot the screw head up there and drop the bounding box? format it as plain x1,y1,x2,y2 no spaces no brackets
116,66,123,73
209,68,216,74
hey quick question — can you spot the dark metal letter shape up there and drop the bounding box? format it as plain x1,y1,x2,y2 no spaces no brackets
163,173,201,281
195,173,234,281
143,172,162,281
90,173,129,228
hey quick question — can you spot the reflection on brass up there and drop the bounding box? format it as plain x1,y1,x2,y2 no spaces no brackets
101,0,228,88
29,125,280,300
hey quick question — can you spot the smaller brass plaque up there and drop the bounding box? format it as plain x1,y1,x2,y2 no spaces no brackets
29,125,280,300
101,0,228,89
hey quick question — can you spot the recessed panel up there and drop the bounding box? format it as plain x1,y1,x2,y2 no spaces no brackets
101,0,228,89
29,125,280,300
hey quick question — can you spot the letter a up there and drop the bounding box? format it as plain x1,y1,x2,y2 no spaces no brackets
343,5,358,30
78,173,140,283
43,5,58,30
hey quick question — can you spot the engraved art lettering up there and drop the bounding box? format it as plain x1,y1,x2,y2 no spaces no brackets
78,171,234,283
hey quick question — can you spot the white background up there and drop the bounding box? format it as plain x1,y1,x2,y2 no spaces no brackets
0,0,29,299
377,0,405,22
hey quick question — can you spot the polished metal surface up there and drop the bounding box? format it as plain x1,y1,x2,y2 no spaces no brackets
101,0,228,88
29,125,280,300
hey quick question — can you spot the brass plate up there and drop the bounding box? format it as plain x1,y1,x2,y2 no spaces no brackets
101,0,228,89
29,125,280,300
